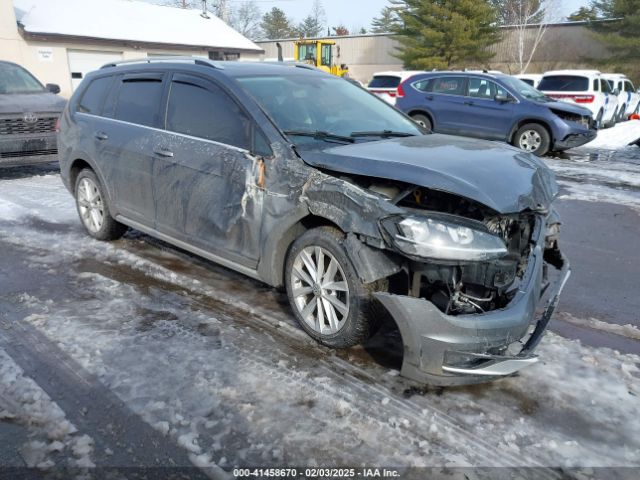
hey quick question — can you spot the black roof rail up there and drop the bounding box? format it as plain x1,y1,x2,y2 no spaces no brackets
101,56,224,70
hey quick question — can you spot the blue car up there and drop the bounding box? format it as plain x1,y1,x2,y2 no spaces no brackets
395,71,597,156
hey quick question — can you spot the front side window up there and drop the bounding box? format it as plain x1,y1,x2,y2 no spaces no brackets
625,80,635,92
298,44,317,64
431,77,465,96
538,75,589,92
601,78,612,94
236,73,421,146
114,78,163,127
78,76,113,115
0,63,44,94
467,78,506,99
165,77,251,150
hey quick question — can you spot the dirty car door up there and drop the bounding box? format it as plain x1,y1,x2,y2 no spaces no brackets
153,73,263,267
99,72,164,225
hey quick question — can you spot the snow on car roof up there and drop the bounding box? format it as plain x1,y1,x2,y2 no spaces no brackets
13,0,263,52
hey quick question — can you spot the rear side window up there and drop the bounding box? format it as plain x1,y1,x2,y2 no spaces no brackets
368,76,401,89
78,76,112,115
431,77,465,96
538,76,589,92
114,77,163,127
165,76,251,150
413,78,434,92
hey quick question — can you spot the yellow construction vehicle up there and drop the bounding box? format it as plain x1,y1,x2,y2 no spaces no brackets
293,39,349,77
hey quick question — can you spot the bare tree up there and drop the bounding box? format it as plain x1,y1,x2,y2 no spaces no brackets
229,1,262,39
506,0,560,73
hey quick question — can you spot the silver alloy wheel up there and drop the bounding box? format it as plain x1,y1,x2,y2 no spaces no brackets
77,177,105,234
518,130,542,152
415,119,428,128
290,246,350,335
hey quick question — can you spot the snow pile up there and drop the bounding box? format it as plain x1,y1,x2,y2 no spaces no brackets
0,348,95,469
586,120,640,149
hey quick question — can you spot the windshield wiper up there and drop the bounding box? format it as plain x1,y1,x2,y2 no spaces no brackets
283,130,354,144
350,130,417,138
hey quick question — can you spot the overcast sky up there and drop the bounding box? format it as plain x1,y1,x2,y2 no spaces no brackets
224,0,590,32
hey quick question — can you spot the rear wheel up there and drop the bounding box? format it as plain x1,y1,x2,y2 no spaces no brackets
74,169,127,241
596,109,604,129
410,113,432,131
618,105,627,122
284,227,383,348
513,123,550,157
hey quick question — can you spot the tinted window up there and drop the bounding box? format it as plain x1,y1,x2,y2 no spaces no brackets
165,79,251,150
413,78,434,92
431,77,465,95
601,78,612,93
368,76,402,89
520,78,534,87
467,78,507,99
625,80,635,92
114,78,163,127
78,76,112,115
538,75,589,92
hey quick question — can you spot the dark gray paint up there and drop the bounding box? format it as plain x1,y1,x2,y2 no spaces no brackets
299,134,558,214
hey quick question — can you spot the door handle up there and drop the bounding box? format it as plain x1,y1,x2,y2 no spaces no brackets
425,95,434,101
153,147,174,158
95,132,108,141
464,100,475,106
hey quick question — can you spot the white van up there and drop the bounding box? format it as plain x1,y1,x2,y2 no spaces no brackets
602,73,640,120
538,70,619,128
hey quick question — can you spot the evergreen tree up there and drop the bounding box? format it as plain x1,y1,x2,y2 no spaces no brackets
567,6,599,21
261,7,296,39
392,0,500,70
371,6,401,33
588,0,640,64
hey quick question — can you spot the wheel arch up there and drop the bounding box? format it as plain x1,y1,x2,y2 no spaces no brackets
68,157,115,211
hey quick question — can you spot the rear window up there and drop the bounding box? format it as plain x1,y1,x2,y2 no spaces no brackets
368,76,401,89
114,78,163,127
78,76,112,115
538,75,589,92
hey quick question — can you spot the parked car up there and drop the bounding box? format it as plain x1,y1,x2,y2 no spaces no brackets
395,71,596,156
538,70,618,128
602,73,640,121
515,74,543,88
58,58,569,386
0,61,65,168
367,71,424,104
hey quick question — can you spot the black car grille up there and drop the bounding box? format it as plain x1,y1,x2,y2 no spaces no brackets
0,148,57,158
0,116,58,135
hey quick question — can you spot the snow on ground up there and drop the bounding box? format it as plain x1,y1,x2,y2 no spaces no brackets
586,120,640,149
0,347,95,469
0,173,639,472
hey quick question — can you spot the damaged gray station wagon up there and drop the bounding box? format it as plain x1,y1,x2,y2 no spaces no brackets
58,58,570,385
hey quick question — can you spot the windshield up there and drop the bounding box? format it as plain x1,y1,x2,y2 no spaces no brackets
236,74,422,146
0,63,45,94
501,76,548,101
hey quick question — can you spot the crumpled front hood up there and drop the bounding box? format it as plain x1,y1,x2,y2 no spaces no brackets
543,99,593,116
0,92,67,115
298,134,558,214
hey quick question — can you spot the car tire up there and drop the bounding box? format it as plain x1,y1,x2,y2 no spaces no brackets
618,105,627,122
411,113,432,131
513,123,550,157
74,169,127,241
284,226,385,348
595,109,604,129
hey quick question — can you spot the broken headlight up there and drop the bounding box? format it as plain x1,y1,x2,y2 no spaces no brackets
381,215,508,262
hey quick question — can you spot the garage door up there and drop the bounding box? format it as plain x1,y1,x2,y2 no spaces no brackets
67,50,123,90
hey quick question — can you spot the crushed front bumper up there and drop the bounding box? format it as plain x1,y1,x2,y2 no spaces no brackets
374,242,571,386
554,130,597,150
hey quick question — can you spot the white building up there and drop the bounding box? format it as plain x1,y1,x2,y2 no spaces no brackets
0,0,263,97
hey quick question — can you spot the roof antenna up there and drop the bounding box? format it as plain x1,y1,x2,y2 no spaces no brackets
201,0,210,19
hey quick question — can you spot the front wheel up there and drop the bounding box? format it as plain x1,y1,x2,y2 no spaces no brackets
513,123,550,157
284,227,382,348
75,169,127,241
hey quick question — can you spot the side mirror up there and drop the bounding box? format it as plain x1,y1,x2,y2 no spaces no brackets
613,88,620,95
46,83,61,94
495,94,513,103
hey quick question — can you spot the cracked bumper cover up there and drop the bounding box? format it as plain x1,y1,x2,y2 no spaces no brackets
374,243,571,386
